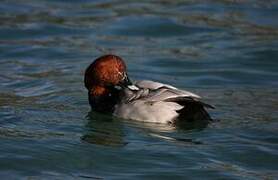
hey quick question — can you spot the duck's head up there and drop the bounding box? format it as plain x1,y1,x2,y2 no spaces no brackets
84,54,137,97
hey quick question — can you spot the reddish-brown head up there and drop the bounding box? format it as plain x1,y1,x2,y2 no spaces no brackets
84,55,131,96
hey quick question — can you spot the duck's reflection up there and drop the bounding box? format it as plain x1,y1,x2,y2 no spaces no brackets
81,111,127,147
175,118,209,131
82,111,209,146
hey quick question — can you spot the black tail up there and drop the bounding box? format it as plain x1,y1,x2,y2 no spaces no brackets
164,97,214,122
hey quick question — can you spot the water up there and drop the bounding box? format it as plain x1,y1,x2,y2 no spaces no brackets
0,0,278,179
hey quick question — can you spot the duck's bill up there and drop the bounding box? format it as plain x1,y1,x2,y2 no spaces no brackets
118,74,139,91
127,85,139,91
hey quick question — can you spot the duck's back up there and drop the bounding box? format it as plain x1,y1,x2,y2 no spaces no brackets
113,80,213,124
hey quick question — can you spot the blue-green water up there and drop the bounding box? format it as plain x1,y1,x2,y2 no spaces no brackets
0,0,278,179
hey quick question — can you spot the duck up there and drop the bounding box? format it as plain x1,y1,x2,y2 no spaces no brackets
84,54,214,125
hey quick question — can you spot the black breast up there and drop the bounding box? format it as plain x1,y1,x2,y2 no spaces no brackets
88,89,120,113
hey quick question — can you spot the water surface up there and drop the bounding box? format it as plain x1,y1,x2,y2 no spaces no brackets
0,0,278,179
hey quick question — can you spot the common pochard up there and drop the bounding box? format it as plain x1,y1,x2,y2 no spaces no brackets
84,55,213,125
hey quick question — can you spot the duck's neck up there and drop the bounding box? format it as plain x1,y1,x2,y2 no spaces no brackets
89,85,120,113
91,86,108,97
